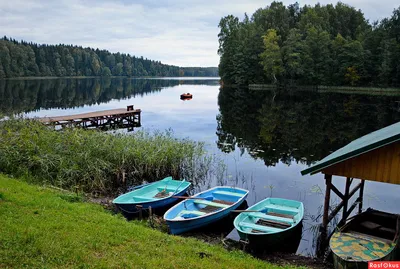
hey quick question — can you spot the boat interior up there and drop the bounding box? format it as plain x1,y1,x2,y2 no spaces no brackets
165,187,247,220
236,198,303,234
114,177,190,203
343,209,400,242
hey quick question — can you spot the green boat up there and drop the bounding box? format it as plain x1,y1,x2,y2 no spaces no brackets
233,197,304,251
112,176,191,214
330,208,400,269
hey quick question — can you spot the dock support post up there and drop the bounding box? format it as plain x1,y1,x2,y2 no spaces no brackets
317,174,332,258
342,177,351,220
322,174,332,231
358,179,365,214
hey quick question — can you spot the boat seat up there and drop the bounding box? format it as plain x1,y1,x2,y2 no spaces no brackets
193,200,230,208
213,191,243,198
247,212,294,224
179,210,206,217
265,204,299,214
360,221,381,230
239,222,284,233
132,196,155,202
266,211,294,219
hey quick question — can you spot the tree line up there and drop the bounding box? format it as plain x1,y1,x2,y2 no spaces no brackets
0,37,218,78
218,2,400,87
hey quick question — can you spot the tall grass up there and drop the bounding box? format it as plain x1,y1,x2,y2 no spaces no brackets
0,119,220,194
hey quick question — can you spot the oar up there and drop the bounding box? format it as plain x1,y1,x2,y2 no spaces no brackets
172,196,214,201
171,179,186,196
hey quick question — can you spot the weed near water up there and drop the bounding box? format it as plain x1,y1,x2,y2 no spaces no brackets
0,118,220,194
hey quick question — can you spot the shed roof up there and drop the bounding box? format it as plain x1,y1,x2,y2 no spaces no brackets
301,121,400,176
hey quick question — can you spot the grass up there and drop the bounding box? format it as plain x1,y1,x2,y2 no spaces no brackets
0,174,303,269
0,119,220,194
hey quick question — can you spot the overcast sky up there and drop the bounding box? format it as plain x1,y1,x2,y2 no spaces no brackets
0,0,398,67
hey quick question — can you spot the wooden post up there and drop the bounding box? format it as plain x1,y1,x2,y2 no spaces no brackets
317,174,332,259
136,205,143,219
322,174,332,231
342,177,351,220
358,179,365,214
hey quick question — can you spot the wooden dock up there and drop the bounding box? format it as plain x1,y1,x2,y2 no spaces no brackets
39,105,141,131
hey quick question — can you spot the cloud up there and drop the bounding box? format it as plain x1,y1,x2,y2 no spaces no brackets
0,0,399,67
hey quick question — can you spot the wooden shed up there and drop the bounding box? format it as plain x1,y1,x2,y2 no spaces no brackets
301,121,400,237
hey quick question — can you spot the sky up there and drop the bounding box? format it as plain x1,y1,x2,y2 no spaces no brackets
0,0,399,67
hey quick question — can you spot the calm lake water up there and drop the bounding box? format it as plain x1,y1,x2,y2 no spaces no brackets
1,77,400,256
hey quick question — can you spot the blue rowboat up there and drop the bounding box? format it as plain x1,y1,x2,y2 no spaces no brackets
163,186,249,235
234,197,304,250
113,176,191,214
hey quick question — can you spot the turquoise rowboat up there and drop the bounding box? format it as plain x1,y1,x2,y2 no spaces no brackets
113,176,191,214
234,197,304,250
164,186,249,235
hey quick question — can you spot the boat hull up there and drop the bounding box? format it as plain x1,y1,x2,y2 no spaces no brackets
330,208,400,269
234,197,304,252
164,186,249,235
167,199,245,234
115,187,188,214
237,221,303,252
332,251,397,269
113,177,191,214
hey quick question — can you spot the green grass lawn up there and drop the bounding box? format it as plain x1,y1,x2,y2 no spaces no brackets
0,175,303,269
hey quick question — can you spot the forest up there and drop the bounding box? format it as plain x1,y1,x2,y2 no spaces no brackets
218,2,400,87
0,37,218,78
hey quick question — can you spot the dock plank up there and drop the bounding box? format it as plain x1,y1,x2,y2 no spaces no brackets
38,108,141,123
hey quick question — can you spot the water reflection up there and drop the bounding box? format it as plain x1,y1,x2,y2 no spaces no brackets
217,87,400,166
0,78,219,115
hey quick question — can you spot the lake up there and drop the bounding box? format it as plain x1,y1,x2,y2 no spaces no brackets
1,77,400,257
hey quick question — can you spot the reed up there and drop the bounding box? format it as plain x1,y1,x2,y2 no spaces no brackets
0,118,220,194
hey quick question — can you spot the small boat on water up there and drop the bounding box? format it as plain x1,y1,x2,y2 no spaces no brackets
180,93,193,99
234,198,304,250
113,177,191,214
164,186,249,234
330,208,400,269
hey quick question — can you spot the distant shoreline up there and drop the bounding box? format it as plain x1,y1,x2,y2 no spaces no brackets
248,84,400,95
0,76,221,81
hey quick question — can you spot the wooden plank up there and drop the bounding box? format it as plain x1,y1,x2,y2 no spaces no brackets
359,180,365,213
389,143,400,184
342,177,351,220
360,221,381,230
322,141,400,185
322,174,332,230
240,222,283,233
256,218,291,229
328,182,362,224
266,212,294,219
39,108,141,123
331,184,345,200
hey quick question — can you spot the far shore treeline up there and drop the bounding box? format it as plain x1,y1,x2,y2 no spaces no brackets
218,2,400,87
0,37,218,78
